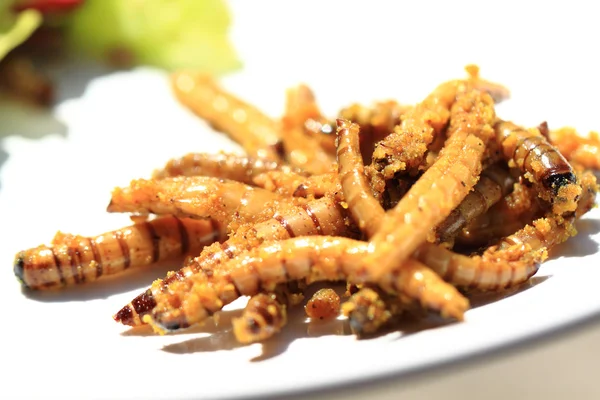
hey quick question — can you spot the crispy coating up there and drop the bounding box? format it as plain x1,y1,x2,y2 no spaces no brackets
342,286,406,335
495,120,582,215
305,288,341,320
302,100,410,160
339,100,411,164
370,68,507,180
114,195,356,326
334,118,468,317
146,236,469,332
232,293,288,344
417,215,576,290
107,176,286,228
366,90,496,279
233,280,307,344
15,66,598,342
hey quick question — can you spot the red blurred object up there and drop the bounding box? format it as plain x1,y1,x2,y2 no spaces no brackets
13,0,84,14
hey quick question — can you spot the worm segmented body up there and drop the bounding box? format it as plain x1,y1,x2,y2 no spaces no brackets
107,176,286,228
456,180,543,248
417,214,583,290
342,287,405,335
16,67,596,343
335,118,469,316
436,163,515,243
280,84,334,174
302,100,410,160
420,164,599,290
495,120,581,215
366,90,496,279
370,70,508,180
146,236,469,332
336,119,384,237
253,170,340,199
153,152,301,183
15,216,225,290
233,281,305,343
340,100,410,164
232,293,288,344
114,195,356,326
171,71,282,161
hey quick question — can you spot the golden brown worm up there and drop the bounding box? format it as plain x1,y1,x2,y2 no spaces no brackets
232,281,306,344
339,100,411,164
342,286,405,336
495,120,581,215
305,288,341,320
232,293,288,344
113,195,356,326
145,236,469,332
335,118,469,317
370,67,508,180
435,163,515,243
152,152,302,183
303,118,338,155
171,71,282,161
107,176,287,228
366,89,496,280
14,216,226,290
416,215,576,290
252,169,340,199
280,84,335,174
456,181,543,248
336,119,384,237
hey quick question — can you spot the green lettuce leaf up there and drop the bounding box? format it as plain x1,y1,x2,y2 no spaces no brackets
66,0,241,73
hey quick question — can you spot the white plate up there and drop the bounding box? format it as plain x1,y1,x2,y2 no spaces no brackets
2,1,600,399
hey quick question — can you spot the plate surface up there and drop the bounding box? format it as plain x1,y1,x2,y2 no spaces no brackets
2,1,600,399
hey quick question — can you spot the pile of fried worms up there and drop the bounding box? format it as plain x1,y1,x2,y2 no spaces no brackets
14,65,600,343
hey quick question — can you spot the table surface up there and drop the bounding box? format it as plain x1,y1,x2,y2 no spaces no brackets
287,314,600,400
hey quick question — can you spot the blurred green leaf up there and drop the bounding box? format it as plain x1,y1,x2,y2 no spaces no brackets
66,0,241,73
0,2,42,61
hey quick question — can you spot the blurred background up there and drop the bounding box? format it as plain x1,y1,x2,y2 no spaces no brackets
0,0,240,106
2,1,600,399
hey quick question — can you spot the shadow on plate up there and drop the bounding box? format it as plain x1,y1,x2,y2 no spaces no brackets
121,309,246,338
21,257,184,302
0,99,68,190
0,59,115,189
150,276,550,361
549,217,600,259
45,58,117,104
160,305,353,362
466,275,550,309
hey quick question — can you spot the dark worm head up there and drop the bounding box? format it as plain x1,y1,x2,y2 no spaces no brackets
543,172,577,195
113,306,134,325
113,290,156,326
13,252,28,288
